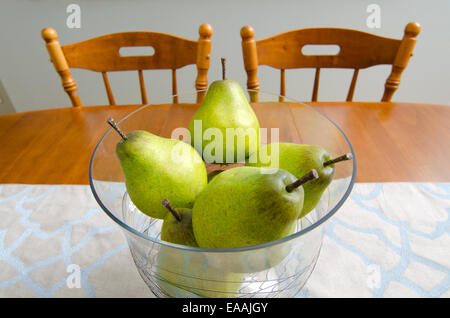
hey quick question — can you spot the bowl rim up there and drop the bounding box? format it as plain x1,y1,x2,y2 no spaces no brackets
88,90,356,253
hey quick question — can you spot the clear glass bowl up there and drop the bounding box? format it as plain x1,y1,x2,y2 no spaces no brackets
89,90,356,298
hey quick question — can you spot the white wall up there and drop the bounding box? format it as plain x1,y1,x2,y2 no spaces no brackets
1,0,449,113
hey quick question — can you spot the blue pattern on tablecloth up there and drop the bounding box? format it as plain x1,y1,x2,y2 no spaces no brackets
315,183,450,298
0,183,449,297
0,185,126,297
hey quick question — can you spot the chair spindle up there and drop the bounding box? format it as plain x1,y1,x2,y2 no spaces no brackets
101,72,116,105
138,70,148,105
279,69,285,102
172,69,178,104
346,68,359,102
312,68,320,101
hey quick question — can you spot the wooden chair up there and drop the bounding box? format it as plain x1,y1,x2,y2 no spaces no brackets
240,22,421,102
41,24,213,106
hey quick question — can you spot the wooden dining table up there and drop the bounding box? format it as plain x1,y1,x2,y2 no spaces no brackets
0,101,449,184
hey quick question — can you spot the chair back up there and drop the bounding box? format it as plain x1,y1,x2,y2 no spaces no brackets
42,24,213,106
241,23,420,102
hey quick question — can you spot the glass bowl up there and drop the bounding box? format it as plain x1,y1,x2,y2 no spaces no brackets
89,90,356,298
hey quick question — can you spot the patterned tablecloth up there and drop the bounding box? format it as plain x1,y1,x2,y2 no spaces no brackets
0,183,449,298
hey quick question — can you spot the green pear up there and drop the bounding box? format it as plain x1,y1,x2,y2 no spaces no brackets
107,118,207,219
204,241,294,273
246,142,352,218
155,247,244,298
188,58,260,164
207,169,224,183
160,199,197,247
192,166,318,248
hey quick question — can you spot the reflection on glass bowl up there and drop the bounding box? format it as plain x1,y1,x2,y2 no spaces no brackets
89,91,356,298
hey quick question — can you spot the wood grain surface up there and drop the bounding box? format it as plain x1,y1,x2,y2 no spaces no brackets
0,102,448,184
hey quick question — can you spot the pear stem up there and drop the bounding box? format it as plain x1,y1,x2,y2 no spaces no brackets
162,199,182,222
221,57,226,80
323,153,353,167
286,169,319,193
107,118,128,141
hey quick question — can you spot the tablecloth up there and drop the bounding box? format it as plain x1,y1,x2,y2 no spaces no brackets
0,183,449,298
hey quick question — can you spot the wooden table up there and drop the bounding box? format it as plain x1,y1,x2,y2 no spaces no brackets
0,102,449,184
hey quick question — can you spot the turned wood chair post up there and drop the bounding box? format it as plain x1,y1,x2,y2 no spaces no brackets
241,26,260,102
41,28,82,107
195,23,213,104
382,22,421,102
